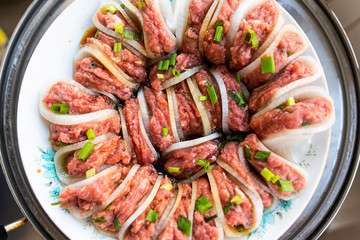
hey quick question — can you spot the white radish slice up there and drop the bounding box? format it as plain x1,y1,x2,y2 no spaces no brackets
118,106,132,156
54,133,115,185
161,65,206,89
239,78,250,101
74,45,138,89
88,87,118,104
170,86,185,141
159,0,174,32
138,88,151,137
162,132,221,156
188,181,197,240
186,78,212,136
210,69,229,134
118,176,163,239
174,0,192,50
166,87,181,142
138,110,159,160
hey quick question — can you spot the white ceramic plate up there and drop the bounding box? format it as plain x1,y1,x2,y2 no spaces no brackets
16,0,332,239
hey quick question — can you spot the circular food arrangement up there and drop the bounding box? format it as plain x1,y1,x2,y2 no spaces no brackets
37,0,335,239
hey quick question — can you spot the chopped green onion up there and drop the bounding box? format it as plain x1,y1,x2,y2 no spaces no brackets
134,32,143,41
236,73,241,84
92,217,107,223
86,129,96,140
115,22,124,34
105,204,112,211
113,42,122,53
86,168,96,178
287,97,295,106
169,53,177,66
220,133,246,148
91,61,98,67
162,127,169,136
122,29,135,39
302,121,311,126
137,1,144,9
162,60,170,71
195,194,213,214
160,183,173,191
213,20,224,29
223,202,234,214
172,68,180,77
287,51,295,57
261,56,276,74
213,26,223,43
184,172,190,179
253,150,271,162
58,141,72,146
51,202,60,206
204,215,217,223
51,103,69,114
228,90,246,107
158,61,164,70
243,29,259,48
145,209,159,223
278,180,295,192
199,96,208,101
77,142,95,161
261,168,275,181
244,147,251,159
276,105,286,109
157,73,165,79
94,29,100,39
177,215,191,237
204,77,218,105
120,3,125,9
237,224,245,232
230,195,244,205
197,159,210,172
106,4,117,13
168,167,181,173
271,175,280,184
114,217,120,231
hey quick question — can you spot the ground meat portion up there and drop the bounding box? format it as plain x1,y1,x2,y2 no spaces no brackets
230,0,279,70
250,96,332,139
212,166,254,229
203,0,242,64
249,61,313,112
158,184,192,240
125,176,174,240
193,178,219,240
96,11,136,32
220,142,273,208
193,69,222,130
144,87,176,151
123,98,157,164
174,81,203,137
214,65,250,132
67,135,131,178
86,32,147,83
93,165,157,232
242,134,307,197
150,53,202,91
51,116,121,146
182,0,214,57
74,57,133,100
59,166,131,212
243,31,306,90
164,141,219,178
131,0,175,56
42,82,115,114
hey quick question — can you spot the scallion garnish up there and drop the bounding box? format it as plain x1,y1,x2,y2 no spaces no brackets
122,29,135,39
287,97,295,106
276,105,286,109
199,96,208,101
162,127,169,136
86,129,96,140
278,180,295,192
230,195,243,205
51,103,69,114
115,22,124,34
184,172,190,179
302,121,311,126
105,204,112,211
92,217,107,223
223,202,234,214
271,175,280,184
145,209,159,223
253,150,271,162
261,56,275,74
51,202,60,206
169,53,177,66
204,215,217,223
120,3,125,9
94,29,100,39
244,147,251,159
213,26,223,43
204,77,218,105
195,194,213,214
168,167,181,173
77,142,95,161
137,1,144,9
237,224,245,232
162,60,170,71
243,29,259,48
114,217,120,231
172,68,180,77
157,73,165,79
213,20,224,29
236,73,241,84
160,183,173,191
197,159,210,172
58,141,72,146
106,4,117,13
220,133,246,148
260,168,275,181
113,42,122,53
177,215,191,237
158,61,164,71
134,32,143,41
287,51,295,57
228,90,246,107
86,168,96,178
